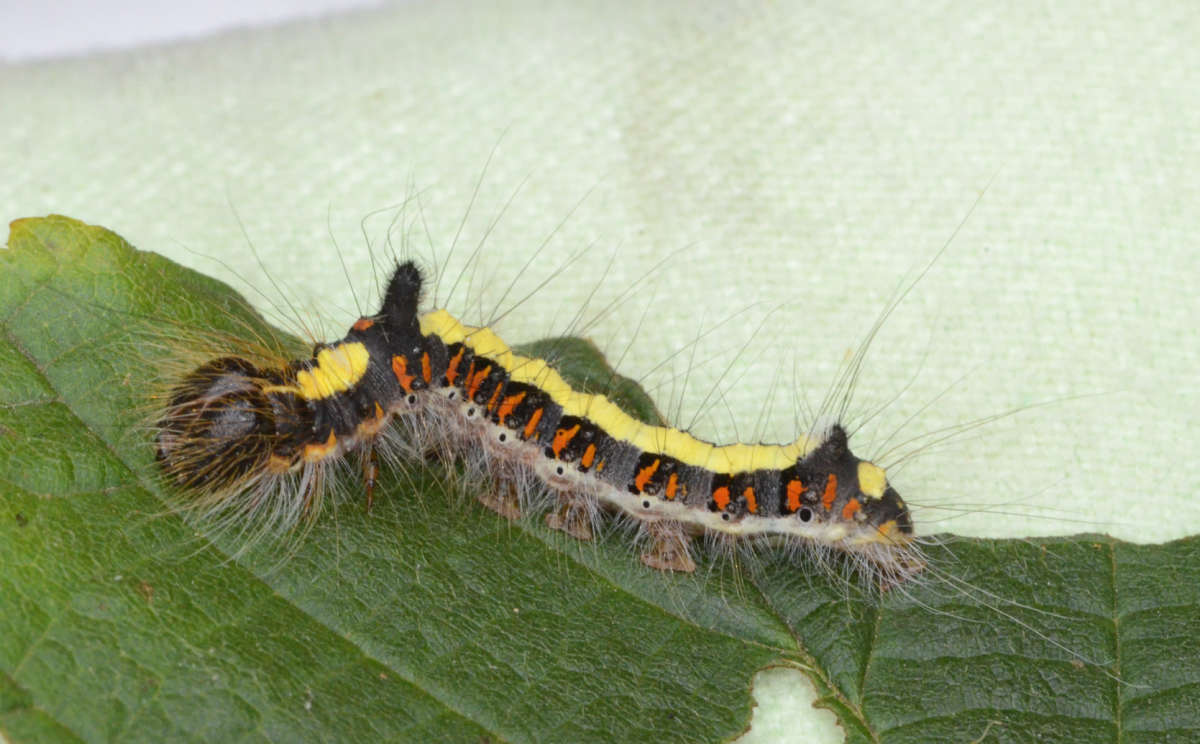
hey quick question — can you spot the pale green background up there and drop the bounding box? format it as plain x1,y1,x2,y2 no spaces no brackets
3,2,1198,741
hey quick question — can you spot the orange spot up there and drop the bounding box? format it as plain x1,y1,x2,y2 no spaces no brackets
743,486,757,514
352,317,374,331
486,382,503,412
445,347,466,386
466,364,491,401
391,355,415,392
595,460,605,472
356,401,389,437
523,408,544,439
634,459,661,492
551,424,580,457
665,472,679,500
421,352,432,383
581,444,596,469
496,392,526,424
786,480,805,512
841,498,861,521
303,429,338,462
713,486,731,511
821,473,839,510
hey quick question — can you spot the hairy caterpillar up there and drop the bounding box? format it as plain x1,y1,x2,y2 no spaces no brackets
8,213,1164,744
155,259,922,587
145,228,1133,744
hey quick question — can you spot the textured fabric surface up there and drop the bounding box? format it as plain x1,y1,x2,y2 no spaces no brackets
4,2,1197,741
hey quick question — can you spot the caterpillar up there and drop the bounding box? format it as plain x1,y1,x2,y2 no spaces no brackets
8,213,1147,744
154,259,922,587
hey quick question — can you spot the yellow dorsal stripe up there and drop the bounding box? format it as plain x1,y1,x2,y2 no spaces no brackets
295,342,371,400
420,310,818,471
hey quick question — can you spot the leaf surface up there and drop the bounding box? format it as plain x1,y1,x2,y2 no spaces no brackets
1,216,1197,743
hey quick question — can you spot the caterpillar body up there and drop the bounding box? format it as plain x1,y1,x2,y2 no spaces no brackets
155,260,920,585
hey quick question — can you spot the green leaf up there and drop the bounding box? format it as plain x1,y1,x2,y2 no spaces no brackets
2,215,1197,743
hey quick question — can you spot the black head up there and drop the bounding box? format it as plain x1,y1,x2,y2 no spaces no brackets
869,485,913,535
790,424,914,544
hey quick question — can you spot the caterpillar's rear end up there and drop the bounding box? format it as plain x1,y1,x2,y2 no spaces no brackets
154,262,431,530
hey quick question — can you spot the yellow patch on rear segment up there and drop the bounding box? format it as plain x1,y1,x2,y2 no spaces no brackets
267,454,293,474
421,310,820,471
295,343,370,400
856,461,888,499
